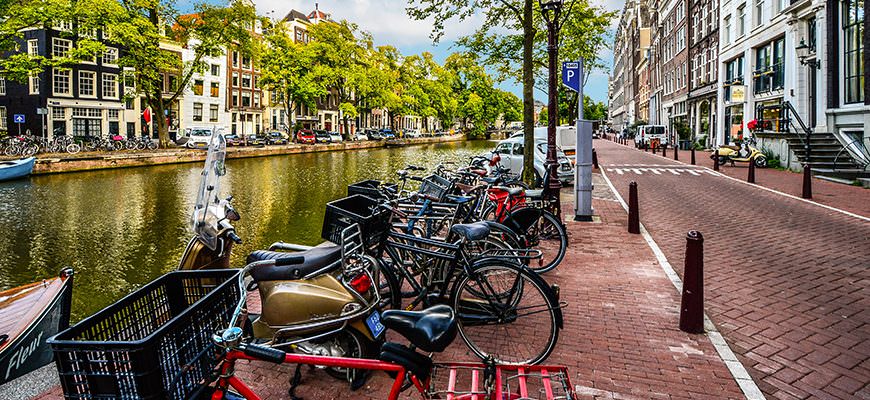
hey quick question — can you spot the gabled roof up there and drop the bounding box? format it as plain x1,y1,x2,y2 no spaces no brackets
308,9,328,20
283,9,310,23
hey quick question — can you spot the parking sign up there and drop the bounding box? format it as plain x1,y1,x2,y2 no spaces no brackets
562,62,581,92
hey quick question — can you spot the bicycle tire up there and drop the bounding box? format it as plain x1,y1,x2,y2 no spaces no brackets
504,208,567,274
66,143,81,154
450,259,560,365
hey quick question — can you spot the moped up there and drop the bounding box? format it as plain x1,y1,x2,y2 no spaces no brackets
711,139,768,167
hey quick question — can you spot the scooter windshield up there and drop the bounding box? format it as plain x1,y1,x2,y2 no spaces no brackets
191,131,227,250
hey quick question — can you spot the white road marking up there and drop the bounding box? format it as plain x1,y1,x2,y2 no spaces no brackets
632,168,643,175
599,168,767,400
687,170,701,176
667,169,681,175
650,169,662,175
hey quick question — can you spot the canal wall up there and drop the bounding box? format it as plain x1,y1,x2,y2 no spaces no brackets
30,135,465,175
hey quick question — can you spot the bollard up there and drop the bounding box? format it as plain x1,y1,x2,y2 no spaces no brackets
644,143,649,152
713,155,719,171
748,158,756,183
628,182,640,234
652,143,657,155
674,144,679,161
662,144,667,157
802,164,813,199
679,231,705,334
592,149,599,169
690,147,696,165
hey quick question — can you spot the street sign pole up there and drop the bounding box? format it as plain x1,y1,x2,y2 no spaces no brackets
573,58,593,221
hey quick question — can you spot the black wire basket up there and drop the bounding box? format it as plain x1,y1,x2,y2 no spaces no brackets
49,269,241,400
323,194,391,248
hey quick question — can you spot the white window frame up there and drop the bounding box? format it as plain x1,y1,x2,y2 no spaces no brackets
724,15,731,44
193,102,203,121
0,107,6,130
52,38,71,58
0,78,5,95
79,71,96,98
209,104,219,122
102,47,119,66
102,73,118,99
53,68,72,96
27,39,38,56
53,20,73,32
754,0,764,27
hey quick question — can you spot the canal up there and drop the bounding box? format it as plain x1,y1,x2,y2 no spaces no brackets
0,140,494,320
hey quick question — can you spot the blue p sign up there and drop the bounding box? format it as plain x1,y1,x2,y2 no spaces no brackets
562,62,581,92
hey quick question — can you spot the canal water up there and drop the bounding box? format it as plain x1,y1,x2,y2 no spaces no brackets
0,140,494,320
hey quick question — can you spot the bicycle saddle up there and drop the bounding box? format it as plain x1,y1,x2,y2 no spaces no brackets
247,243,342,281
381,305,457,353
450,222,491,241
481,176,500,184
525,189,544,199
492,186,524,196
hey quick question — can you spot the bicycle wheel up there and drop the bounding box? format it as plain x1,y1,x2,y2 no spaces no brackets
505,208,567,273
66,143,81,154
450,259,560,365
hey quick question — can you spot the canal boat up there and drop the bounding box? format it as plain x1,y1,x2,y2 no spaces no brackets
0,157,36,182
0,269,73,385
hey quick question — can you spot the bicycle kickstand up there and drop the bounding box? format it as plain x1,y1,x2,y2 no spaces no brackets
288,364,304,400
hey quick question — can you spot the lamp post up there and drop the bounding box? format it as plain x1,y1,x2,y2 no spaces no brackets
540,0,563,217
795,38,819,163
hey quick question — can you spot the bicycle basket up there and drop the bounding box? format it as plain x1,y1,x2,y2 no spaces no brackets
48,269,242,400
419,174,454,202
347,179,398,200
323,194,391,248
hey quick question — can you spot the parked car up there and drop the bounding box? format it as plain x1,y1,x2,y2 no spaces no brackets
183,127,222,149
224,134,242,146
634,125,668,148
487,136,574,186
366,129,383,140
265,131,289,145
404,129,421,138
381,128,396,139
296,129,315,144
353,131,368,141
313,130,331,144
245,134,265,146
329,132,343,143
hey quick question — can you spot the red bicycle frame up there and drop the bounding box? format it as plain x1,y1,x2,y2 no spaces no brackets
487,188,527,223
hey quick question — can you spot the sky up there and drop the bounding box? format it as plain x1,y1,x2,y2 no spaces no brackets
247,0,623,104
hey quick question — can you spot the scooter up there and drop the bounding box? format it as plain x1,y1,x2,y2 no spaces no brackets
711,139,767,168
177,131,400,388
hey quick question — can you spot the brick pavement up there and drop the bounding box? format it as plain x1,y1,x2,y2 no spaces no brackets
36,178,745,399
596,138,870,400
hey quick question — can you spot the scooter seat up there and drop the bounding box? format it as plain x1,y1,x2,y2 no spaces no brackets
525,189,544,199
381,305,457,353
720,145,740,150
247,243,342,281
450,222,491,241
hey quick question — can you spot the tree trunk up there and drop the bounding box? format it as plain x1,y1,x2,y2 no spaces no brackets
343,116,351,140
152,97,170,148
521,0,536,186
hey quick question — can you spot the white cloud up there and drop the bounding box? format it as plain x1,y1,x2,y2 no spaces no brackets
253,0,483,47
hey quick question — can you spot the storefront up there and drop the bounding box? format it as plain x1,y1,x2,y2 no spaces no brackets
723,84,746,144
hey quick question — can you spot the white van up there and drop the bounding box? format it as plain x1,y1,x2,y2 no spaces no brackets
511,126,577,159
634,125,668,148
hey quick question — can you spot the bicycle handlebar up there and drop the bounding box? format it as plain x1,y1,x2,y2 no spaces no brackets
406,164,425,171
243,343,286,363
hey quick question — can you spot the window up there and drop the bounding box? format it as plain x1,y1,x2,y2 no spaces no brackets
0,78,4,95
232,51,239,67
241,92,251,107
168,75,178,92
193,79,204,96
677,27,685,50
772,37,785,90
27,39,38,56
211,64,220,76
79,71,95,97
52,107,65,119
193,103,203,121
103,47,118,65
52,38,71,58
54,20,73,31
754,44,771,94
108,109,119,120
843,0,864,103
773,0,786,14
232,72,239,87
724,15,731,44
0,107,5,130
242,73,251,88
242,56,251,69
211,82,219,97
209,104,219,122
232,90,239,107
53,68,71,95
754,0,764,27
28,74,41,96
807,18,817,52
737,5,746,37
253,92,260,108
102,73,118,98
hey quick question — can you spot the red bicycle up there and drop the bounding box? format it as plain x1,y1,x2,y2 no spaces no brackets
199,260,577,400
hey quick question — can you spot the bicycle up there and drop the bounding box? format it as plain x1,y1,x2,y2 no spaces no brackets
197,259,576,400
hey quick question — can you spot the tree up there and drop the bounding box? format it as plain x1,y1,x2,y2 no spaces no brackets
583,96,607,121
0,0,112,83
500,90,522,128
106,0,256,147
259,22,325,134
443,52,502,138
539,107,548,126
308,20,369,138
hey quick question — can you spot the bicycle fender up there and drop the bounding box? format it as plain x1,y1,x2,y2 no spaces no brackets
505,207,544,236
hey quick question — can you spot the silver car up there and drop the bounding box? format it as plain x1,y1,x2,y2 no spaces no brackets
490,136,574,185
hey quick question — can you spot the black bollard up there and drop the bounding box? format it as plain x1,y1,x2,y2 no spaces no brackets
652,143,657,155
592,149,599,169
674,144,679,161
644,143,649,152
690,147,696,165
713,154,719,171
662,144,667,157
628,182,640,234
748,158,756,183
679,231,705,334
802,164,813,199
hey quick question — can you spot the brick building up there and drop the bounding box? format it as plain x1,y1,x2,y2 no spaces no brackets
686,0,718,146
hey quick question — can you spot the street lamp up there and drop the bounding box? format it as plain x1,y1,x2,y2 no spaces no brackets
539,0,563,217
795,39,821,70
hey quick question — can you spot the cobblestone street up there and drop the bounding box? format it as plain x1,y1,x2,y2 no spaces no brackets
597,139,870,399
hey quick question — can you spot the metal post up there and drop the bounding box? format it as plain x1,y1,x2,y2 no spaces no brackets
679,230,705,334
628,181,640,234
662,144,667,157
674,143,679,160
544,4,562,218
748,158,756,183
592,148,598,169
713,154,719,171
690,147,696,165
802,164,813,199
574,59,593,222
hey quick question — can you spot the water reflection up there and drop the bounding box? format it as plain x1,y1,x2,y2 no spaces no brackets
0,140,493,320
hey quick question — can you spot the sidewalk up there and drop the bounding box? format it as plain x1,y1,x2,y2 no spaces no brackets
36,176,747,400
